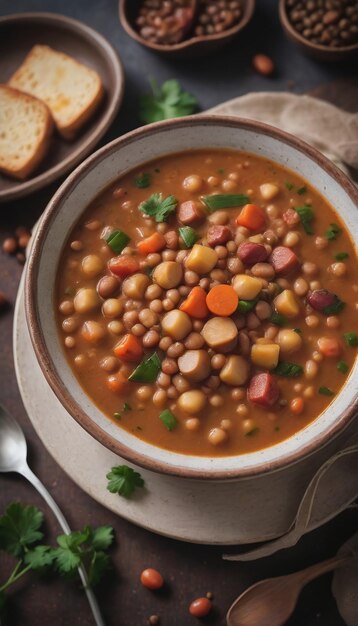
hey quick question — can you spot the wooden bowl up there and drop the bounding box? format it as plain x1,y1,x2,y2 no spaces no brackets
119,0,255,58
0,12,125,203
279,0,358,62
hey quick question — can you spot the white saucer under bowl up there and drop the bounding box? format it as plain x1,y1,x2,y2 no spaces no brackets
14,269,358,545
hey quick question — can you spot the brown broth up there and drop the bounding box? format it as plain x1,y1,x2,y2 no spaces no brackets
56,149,358,456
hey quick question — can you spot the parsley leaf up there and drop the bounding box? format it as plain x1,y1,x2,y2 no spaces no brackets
139,193,177,222
297,186,307,195
0,503,44,557
270,312,287,326
325,223,341,241
337,361,349,374
24,545,54,570
139,79,198,124
319,386,335,396
335,252,349,261
134,173,151,188
106,465,144,498
91,526,114,551
88,551,111,587
295,205,315,235
323,296,345,316
344,332,358,347
285,182,294,190
274,362,303,377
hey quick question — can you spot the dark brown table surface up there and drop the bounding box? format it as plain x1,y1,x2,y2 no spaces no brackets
0,1,357,624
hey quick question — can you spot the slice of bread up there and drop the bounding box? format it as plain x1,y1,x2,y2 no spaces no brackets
9,45,104,140
0,85,53,180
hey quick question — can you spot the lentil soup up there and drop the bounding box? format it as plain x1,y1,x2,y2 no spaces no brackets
56,149,358,457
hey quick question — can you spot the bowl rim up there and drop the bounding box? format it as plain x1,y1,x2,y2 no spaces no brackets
25,114,358,480
279,0,358,54
118,0,255,52
0,12,125,203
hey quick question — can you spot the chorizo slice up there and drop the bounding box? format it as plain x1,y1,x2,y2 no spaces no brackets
247,373,279,408
270,246,299,275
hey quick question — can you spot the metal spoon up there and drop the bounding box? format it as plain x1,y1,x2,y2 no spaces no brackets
0,402,104,626
227,554,353,626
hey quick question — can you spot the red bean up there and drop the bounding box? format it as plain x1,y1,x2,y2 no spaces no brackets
237,241,268,265
207,225,232,247
189,597,212,618
252,54,274,76
140,568,164,590
248,373,279,408
270,246,299,275
306,289,336,312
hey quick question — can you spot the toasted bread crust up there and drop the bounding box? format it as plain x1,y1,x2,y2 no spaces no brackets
9,45,104,141
0,85,54,180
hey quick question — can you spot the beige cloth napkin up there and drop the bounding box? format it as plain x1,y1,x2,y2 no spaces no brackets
207,92,358,178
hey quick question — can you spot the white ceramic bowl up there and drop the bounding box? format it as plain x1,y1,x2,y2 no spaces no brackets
25,116,358,479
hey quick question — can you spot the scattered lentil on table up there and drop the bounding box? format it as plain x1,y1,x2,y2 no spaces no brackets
56,149,358,457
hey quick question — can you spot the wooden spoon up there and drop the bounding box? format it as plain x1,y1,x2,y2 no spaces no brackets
227,554,353,626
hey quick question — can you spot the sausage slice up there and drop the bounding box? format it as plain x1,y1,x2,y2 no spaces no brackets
270,246,299,275
237,242,269,266
207,225,232,247
248,373,279,407
178,350,211,382
177,200,205,225
201,317,238,352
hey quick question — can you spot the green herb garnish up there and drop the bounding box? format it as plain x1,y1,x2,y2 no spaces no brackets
344,332,358,347
202,194,250,213
335,252,349,261
105,230,130,254
245,427,260,437
139,78,198,124
319,386,335,396
285,182,294,191
323,296,345,316
325,223,341,241
134,173,151,188
297,186,307,195
270,312,287,326
293,328,302,334
337,361,349,374
274,362,303,377
145,266,154,277
218,168,225,174
159,409,178,431
106,465,144,498
179,226,199,248
139,193,177,222
295,205,315,235
237,299,257,313
128,352,161,383
123,402,131,411
113,412,122,420
0,502,114,605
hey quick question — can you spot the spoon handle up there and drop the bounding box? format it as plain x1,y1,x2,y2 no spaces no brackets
296,554,352,586
20,463,105,626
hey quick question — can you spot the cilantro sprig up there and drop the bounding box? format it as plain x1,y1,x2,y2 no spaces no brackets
139,79,198,124
106,465,144,498
0,503,114,613
139,192,177,222
295,205,315,235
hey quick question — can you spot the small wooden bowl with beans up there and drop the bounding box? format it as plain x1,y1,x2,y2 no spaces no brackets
25,116,358,480
119,0,256,58
279,0,358,61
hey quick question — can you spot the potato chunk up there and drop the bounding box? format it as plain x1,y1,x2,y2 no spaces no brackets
161,309,192,340
232,274,262,300
219,355,250,386
274,289,300,317
201,317,238,352
153,261,183,289
185,244,218,275
277,329,302,354
177,390,207,414
178,350,211,382
122,273,151,299
260,183,279,200
251,343,280,369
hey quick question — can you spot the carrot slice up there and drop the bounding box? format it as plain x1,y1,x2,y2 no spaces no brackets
180,286,209,319
106,372,128,393
236,204,266,230
108,255,140,278
206,285,239,316
137,232,166,255
113,333,143,362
